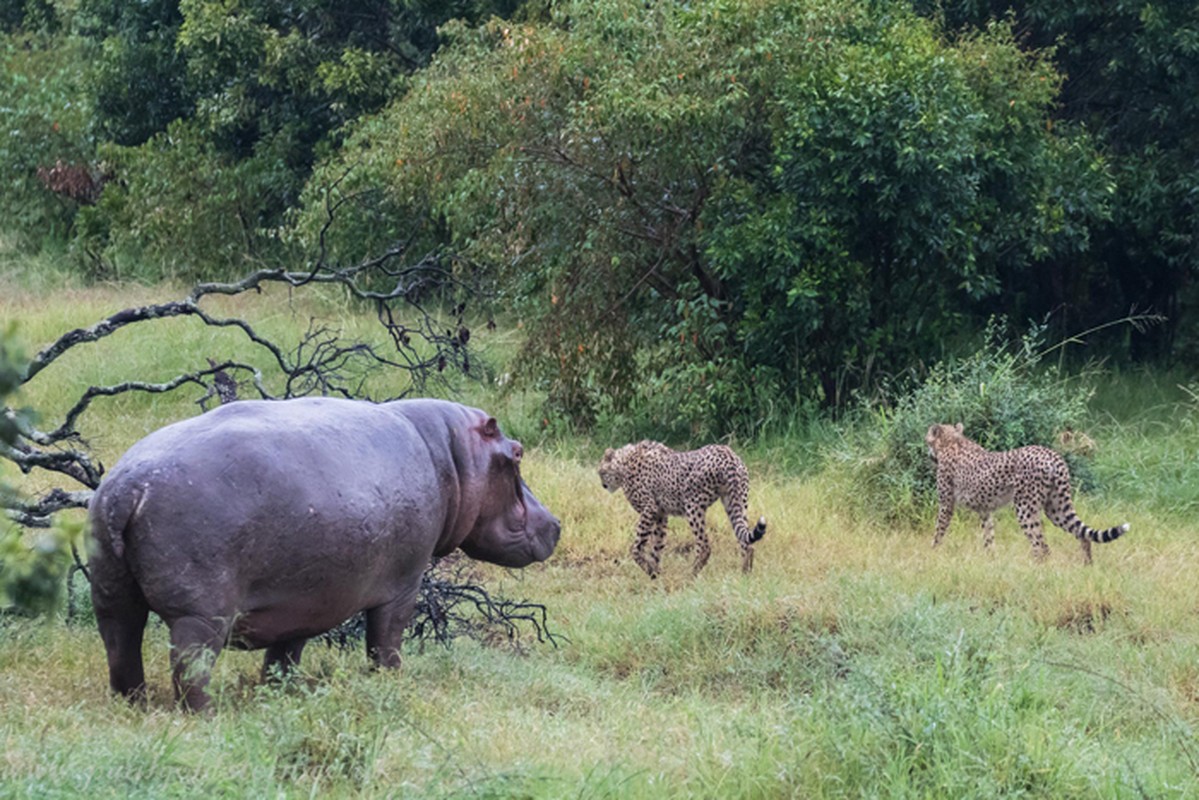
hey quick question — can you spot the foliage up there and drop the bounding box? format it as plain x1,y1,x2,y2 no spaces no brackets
74,119,302,280
65,0,525,279
0,328,81,617
74,0,192,147
0,518,85,616
2,0,1194,431
0,31,95,247
0,0,58,33
299,0,1109,437
835,318,1094,522
909,0,1199,359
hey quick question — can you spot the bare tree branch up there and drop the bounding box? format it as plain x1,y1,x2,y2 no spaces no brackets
321,556,563,652
3,488,93,528
4,185,482,535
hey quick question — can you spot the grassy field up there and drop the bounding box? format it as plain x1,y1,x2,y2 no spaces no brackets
2,271,1198,798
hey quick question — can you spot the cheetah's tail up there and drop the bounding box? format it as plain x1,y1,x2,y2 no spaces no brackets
1085,521,1130,544
748,515,766,544
1058,510,1130,544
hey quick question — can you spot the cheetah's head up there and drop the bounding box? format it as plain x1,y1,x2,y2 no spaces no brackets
925,422,965,460
598,446,631,492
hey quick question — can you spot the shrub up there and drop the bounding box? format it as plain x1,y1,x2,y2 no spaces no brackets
835,318,1095,523
0,327,83,617
0,31,94,248
73,119,311,281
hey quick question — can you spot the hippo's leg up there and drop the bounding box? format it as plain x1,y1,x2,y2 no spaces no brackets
169,615,232,712
365,589,420,669
262,637,308,681
94,595,150,702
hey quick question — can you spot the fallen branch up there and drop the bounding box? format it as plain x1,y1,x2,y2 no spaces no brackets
321,556,563,653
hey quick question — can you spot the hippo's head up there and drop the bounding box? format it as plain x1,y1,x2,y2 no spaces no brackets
457,417,561,568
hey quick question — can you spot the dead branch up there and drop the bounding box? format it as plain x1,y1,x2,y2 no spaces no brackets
321,556,562,652
3,182,481,536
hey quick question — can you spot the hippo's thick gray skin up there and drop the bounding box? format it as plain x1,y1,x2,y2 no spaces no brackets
88,398,560,710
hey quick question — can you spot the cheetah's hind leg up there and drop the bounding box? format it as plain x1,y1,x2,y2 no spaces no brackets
1013,489,1050,561
684,501,712,577
979,512,996,551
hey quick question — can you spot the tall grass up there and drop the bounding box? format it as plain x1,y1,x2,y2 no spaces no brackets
2,282,1198,797
1086,368,1199,523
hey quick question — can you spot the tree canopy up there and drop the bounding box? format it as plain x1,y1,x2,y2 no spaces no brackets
1,0,1195,436
298,0,1110,434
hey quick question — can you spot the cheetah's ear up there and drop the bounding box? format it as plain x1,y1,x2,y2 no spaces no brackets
603,447,614,459
954,422,964,433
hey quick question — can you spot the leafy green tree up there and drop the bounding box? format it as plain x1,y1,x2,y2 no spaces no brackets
75,0,193,146
299,0,1108,436
0,30,95,245
0,0,58,33
71,0,525,277
909,0,1199,359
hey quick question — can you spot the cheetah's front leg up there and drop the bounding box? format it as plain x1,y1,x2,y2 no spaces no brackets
932,489,955,548
631,511,667,579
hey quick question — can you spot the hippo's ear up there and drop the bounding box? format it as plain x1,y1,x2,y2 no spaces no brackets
481,417,500,438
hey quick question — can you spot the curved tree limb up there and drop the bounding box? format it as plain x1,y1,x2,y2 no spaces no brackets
4,186,482,531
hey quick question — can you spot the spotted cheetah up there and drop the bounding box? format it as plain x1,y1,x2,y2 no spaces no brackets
598,441,766,578
925,423,1129,564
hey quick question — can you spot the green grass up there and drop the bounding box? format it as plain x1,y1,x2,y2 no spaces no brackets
3,279,1199,797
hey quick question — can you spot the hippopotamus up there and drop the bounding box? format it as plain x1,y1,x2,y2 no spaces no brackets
87,397,561,710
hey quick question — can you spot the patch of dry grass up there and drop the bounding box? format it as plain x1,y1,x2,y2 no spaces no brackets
2,283,1198,797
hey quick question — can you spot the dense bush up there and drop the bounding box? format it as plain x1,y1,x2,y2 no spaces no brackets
833,319,1095,523
909,0,1199,360
65,0,526,279
0,32,95,247
1,0,1193,437
73,119,301,280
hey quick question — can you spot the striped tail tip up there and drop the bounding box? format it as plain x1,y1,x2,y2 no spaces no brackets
1091,522,1130,543
749,515,767,543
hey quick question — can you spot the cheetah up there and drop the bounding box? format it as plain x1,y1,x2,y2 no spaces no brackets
598,441,767,578
925,423,1129,564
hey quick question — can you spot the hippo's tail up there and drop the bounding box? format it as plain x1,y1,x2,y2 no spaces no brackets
89,481,146,560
